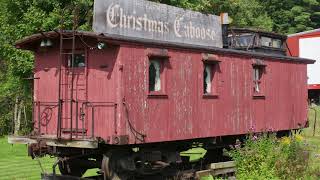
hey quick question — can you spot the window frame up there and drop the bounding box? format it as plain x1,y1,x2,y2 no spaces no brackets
260,36,283,49
148,59,163,92
64,50,86,68
202,53,220,98
252,64,266,98
147,56,169,98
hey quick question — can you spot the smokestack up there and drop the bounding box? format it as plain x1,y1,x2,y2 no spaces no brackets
220,13,229,48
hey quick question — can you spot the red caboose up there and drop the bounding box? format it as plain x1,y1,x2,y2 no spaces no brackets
10,0,314,179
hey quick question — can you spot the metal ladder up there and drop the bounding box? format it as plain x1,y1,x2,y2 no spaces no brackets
57,7,79,140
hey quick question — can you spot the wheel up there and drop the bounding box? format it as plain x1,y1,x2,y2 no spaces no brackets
101,152,132,180
58,158,87,177
102,154,122,180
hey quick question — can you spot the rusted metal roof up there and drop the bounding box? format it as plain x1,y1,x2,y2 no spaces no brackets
229,28,287,39
15,30,315,64
15,31,104,48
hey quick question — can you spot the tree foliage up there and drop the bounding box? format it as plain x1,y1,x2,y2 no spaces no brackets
0,0,92,135
0,0,319,135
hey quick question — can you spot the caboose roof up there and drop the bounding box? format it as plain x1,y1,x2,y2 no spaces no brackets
15,30,315,64
229,28,287,40
15,30,103,50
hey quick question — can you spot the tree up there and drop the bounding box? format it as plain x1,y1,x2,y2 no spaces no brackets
260,0,320,34
152,0,273,31
0,0,92,135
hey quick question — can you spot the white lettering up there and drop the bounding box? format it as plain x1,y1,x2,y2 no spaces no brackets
148,20,158,32
164,23,169,33
106,3,119,28
174,16,182,38
105,3,217,41
143,14,148,31
136,17,143,31
119,8,127,28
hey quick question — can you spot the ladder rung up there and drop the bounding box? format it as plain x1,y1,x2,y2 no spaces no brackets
62,37,74,40
62,99,73,101
61,52,73,55
62,128,87,134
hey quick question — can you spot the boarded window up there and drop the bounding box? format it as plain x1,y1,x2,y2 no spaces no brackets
149,59,161,92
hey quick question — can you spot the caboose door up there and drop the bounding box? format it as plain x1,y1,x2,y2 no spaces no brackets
60,52,87,138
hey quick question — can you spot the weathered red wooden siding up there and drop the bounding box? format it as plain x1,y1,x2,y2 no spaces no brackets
121,44,308,144
33,40,121,139
33,39,308,144
86,46,120,140
34,49,60,135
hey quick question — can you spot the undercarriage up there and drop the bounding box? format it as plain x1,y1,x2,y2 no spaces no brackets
9,130,291,179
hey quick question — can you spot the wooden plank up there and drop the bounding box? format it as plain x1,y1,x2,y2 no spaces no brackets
8,135,37,145
209,161,235,170
196,161,236,179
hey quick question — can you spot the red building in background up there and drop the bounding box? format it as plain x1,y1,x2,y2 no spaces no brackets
287,29,320,104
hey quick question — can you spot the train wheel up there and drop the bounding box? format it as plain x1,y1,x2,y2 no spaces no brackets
102,154,120,180
58,159,87,177
102,153,130,180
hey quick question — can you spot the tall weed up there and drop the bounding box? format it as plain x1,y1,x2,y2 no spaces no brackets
227,133,317,179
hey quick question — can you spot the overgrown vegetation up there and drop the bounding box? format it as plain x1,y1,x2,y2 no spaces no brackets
0,0,93,136
227,132,320,179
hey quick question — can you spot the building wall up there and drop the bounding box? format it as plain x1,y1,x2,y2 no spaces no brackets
287,30,320,85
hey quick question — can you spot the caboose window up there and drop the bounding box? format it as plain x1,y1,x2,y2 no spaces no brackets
149,59,161,92
253,67,261,93
253,65,265,96
204,64,212,94
67,53,85,68
203,63,218,95
261,36,283,49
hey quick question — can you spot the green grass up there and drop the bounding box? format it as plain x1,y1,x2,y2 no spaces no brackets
0,137,55,180
302,106,320,173
0,137,98,180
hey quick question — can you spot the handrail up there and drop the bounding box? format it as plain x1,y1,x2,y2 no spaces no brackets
33,100,117,140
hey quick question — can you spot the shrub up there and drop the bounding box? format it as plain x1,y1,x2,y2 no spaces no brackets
227,133,315,180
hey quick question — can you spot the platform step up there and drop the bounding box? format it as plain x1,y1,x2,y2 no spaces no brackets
61,128,87,134
196,161,236,179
